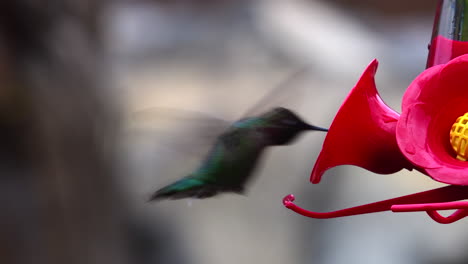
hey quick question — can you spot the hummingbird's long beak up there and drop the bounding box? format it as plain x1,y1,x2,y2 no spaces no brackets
306,124,328,132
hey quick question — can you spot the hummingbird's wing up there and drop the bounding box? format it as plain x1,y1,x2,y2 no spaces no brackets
127,107,231,156
240,66,314,119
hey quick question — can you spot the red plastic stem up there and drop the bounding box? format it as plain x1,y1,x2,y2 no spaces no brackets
391,201,468,211
391,201,468,224
283,185,468,220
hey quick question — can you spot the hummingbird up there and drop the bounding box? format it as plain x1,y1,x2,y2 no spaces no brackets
144,67,328,201
149,107,327,201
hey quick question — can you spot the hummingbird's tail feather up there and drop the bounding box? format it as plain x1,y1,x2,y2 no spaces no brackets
149,177,219,201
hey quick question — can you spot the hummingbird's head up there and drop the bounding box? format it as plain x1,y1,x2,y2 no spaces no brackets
259,107,328,145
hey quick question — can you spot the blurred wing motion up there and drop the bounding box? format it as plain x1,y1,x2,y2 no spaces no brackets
148,67,328,201
241,66,313,118
128,107,230,156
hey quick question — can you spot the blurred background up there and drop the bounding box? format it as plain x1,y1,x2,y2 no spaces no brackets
3,0,468,264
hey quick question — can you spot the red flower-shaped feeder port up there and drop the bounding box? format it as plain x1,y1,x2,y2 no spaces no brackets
283,54,468,224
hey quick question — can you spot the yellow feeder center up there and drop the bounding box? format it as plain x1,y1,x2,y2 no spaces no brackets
450,112,468,161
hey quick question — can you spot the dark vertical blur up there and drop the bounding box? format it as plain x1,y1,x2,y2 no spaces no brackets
0,2,132,264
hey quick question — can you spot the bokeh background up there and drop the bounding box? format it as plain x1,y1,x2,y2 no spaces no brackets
3,0,468,264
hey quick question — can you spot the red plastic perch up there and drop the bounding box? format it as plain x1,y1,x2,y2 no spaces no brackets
283,185,468,223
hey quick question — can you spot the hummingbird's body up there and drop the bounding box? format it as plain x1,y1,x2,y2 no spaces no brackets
150,107,327,200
